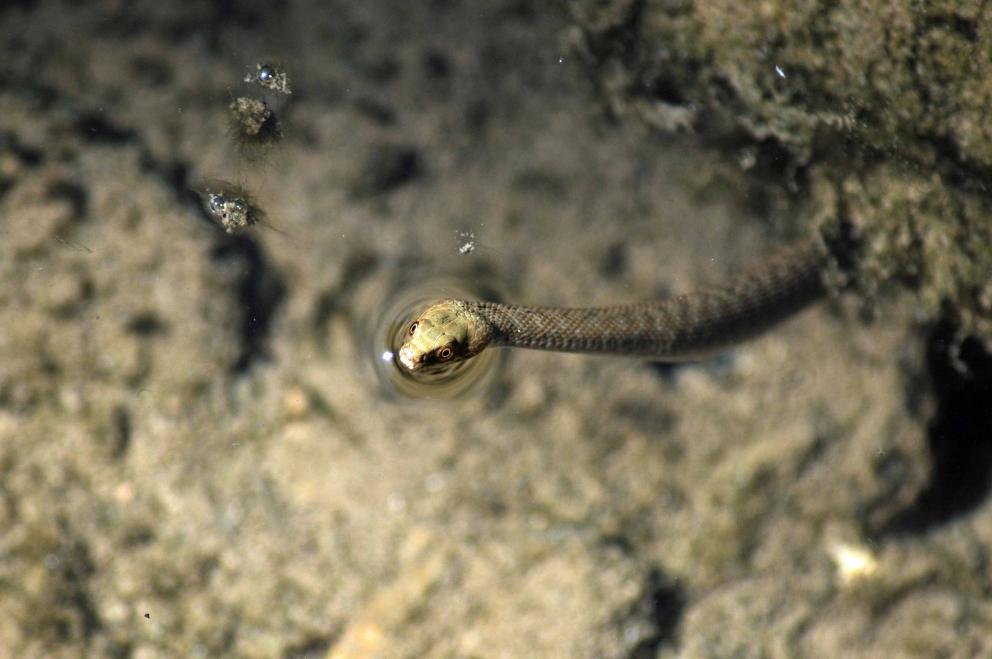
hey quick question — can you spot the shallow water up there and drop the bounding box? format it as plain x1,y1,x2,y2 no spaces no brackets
2,2,991,658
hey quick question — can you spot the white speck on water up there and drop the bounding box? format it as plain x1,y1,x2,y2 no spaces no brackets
381,350,394,362
775,65,786,78
457,230,476,255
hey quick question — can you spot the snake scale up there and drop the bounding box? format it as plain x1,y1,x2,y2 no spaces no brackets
398,239,829,371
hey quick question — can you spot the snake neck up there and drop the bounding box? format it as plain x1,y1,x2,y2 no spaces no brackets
446,300,499,357
460,300,520,349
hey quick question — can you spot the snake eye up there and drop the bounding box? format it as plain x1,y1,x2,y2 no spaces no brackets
408,321,418,336
437,346,453,360
257,64,274,83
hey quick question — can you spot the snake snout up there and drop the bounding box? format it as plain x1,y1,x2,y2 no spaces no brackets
398,344,419,370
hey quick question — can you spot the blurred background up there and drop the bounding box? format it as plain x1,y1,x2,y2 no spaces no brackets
1,1,990,657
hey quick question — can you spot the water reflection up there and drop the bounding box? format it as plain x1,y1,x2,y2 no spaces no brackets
365,274,502,400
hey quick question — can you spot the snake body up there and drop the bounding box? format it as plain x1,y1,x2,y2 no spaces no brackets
398,239,828,371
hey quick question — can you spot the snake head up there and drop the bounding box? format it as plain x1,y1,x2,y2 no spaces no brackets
397,300,481,371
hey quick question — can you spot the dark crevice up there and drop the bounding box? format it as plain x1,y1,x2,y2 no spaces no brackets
281,633,337,659
0,0,38,14
0,130,45,167
350,143,423,198
52,519,103,643
110,406,132,459
211,235,287,374
6,76,61,114
822,206,863,276
353,96,397,126
357,55,402,84
125,312,167,337
923,12,979,42
625,567,685,658
126,115,289,376
423,49,452,79
585,0,647,71
138,150,224,231
46,180,89,222
644,74,685,106
312,251,379,334
129,54,174,87
647,360,689,382
7,64,289,379
494,0,538,22
126,111,289,375
209,0,287,31
51,276,95,320
919,132,992,201
75,112,136,144
878,319,992,535
599,241,627,279
138,152,195,208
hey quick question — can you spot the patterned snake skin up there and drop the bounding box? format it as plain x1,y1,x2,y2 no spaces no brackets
398,239,828,370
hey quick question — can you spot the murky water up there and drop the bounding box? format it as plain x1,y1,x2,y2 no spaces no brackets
4,1,990,657
367,274,502,400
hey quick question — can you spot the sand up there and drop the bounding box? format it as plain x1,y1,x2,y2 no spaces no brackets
1,1,989,657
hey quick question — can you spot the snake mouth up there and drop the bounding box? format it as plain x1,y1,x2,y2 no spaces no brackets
397,344,463,376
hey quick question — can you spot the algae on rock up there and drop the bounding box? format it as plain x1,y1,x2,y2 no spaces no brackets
570,0,992,344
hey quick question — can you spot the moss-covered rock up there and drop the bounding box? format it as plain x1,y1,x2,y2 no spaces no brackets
570,0,992,343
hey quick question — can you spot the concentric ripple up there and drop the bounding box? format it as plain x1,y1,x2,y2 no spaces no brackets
366,276,500,400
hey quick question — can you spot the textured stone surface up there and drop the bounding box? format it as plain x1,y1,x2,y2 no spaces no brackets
571,0,992,344
1,1,989,657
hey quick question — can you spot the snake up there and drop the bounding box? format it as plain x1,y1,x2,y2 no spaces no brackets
397,238,829,372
